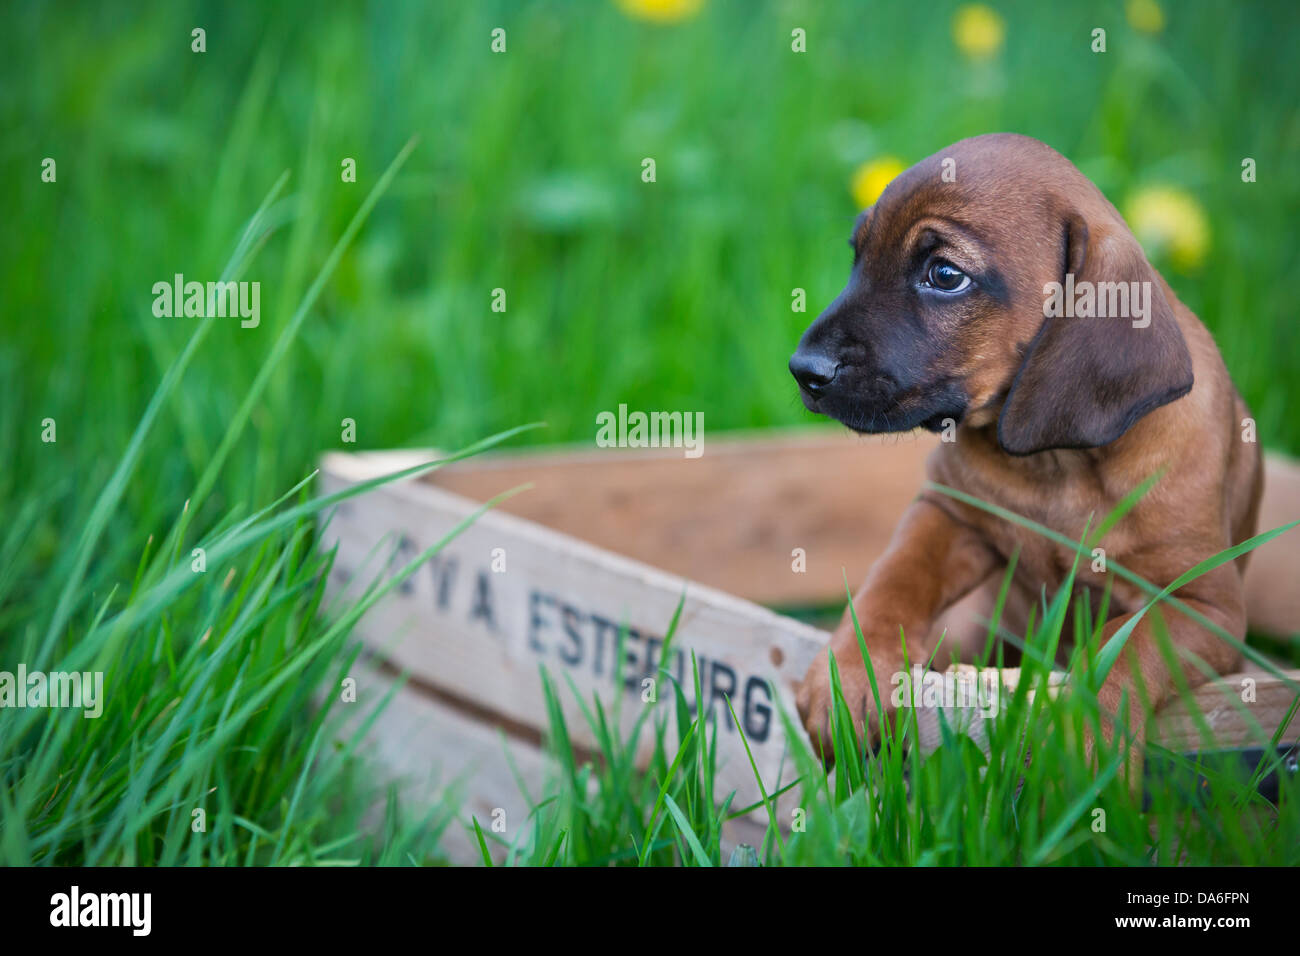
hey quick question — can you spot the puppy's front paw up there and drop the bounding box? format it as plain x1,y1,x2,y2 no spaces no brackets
795,643,896,764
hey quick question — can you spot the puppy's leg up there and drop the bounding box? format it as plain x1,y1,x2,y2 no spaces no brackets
925,566,1034,669
1086,559,1246,774
796,497,999,759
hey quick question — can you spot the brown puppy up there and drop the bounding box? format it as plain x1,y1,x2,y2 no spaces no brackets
791,133,1261,761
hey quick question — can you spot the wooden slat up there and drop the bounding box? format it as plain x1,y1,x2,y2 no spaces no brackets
1151,667,1300,753
337,664,766,864
416,428,935,608
338,664,550,865
357,431,1300,636
320,457,819,825
318,431,1300,846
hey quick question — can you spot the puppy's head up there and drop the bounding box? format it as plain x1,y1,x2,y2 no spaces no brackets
790,133,1193,455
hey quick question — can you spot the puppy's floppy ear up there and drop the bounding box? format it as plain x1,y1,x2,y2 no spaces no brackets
997,212,1194,456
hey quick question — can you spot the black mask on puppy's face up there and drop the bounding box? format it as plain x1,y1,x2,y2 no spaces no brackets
790,134,1192,454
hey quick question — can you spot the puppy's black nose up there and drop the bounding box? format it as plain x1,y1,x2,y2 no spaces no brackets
789,351,840,395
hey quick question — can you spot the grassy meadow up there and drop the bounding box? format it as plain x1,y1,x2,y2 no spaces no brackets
1,0,1298,865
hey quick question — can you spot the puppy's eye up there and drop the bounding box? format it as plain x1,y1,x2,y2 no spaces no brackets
926,260,971,293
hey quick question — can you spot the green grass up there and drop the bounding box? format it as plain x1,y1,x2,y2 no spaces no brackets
2,0,1298,865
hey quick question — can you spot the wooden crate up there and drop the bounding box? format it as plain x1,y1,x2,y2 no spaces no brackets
318,429,1300,864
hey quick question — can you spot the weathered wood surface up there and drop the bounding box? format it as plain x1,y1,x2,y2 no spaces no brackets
394,430,1300,636
1150,664,1300,753
317,430,1299,855
336,663,767,865
321,451,821,824
414,428,933,609
339,663,550,865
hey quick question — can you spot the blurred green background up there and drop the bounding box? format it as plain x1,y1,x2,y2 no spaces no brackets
2,0,1299,866
6,0,1300,522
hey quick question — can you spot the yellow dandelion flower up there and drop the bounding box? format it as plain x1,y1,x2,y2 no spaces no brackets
615,0,705,24
851,156,906,209
1125,0,1165,34
1125,186,1210,272
952,4,1005,61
